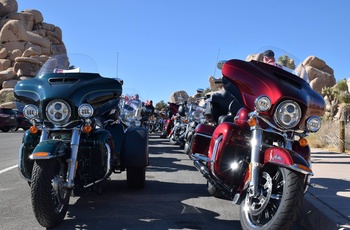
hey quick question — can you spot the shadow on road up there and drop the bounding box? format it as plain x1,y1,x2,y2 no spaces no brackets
52,133,242,230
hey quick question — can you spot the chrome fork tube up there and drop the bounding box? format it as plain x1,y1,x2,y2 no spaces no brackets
249,127,262,197
39,129,48,142
67,128,80,188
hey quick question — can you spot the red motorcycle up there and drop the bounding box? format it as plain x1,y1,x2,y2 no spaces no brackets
160,102,179,138
191,48,325,230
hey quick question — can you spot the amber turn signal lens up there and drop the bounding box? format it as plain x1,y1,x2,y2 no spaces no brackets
299,138,308,147
33,152,49,157
248,118,257,126
83,125,92,133
29,126,38,134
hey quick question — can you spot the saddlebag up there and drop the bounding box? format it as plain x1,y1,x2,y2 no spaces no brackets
191,124,215,156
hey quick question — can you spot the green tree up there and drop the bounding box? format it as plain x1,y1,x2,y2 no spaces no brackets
155,100,167,111
277,55,295,69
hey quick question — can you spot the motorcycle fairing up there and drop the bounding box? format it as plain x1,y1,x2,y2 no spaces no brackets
221,59,325,129
14,73,122,120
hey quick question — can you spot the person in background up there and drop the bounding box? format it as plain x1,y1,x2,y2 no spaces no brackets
145,100,155,115
263,49,275,65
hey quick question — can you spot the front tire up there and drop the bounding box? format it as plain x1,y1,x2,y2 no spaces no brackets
31,159,71,228
168,133,178,145
240,166,304,230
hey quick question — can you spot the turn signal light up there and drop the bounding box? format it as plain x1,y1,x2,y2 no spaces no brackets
29,126,38,134
83,124,92,133
296,164,312,173
299,138,308,147
248,118,257,126
33,152,49,157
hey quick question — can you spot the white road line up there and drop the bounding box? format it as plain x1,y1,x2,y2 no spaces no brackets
0,165,18,174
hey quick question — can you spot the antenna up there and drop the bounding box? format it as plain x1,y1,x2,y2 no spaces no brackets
116,52,119,78
214,48,220,77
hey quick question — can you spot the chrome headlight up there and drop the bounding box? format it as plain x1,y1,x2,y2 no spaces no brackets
255,96,271,112
193,111,201,120
45,99,71,125
78,104,94,118
306,116,322,132
274,100,301,129
23,104,38,119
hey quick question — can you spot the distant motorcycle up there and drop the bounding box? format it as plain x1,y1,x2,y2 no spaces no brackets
148,113,162,133
183,101,206,156
160,102,178,138
190,47,325,230
15,54,149,228
168,100,188,148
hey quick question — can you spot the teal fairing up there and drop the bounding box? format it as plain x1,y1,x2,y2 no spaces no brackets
14,72,122,120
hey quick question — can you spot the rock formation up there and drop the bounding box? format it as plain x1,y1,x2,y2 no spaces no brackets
303,56,336,94
0,0,67,108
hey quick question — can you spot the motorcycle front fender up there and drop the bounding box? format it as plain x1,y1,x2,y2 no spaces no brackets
263,147,313,175
121,126,149,167
30,140,69,160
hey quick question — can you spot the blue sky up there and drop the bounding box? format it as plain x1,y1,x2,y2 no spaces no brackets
16,0,350,104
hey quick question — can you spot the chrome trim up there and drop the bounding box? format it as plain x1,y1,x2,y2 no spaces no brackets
209,135,226,185
192,153,211,162
40,129,49,142
66,128,80,188
249,127,262,197
194,132,212,139
29,155,56,160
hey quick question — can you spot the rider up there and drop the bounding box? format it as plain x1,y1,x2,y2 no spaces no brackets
145,100,155,115
262,49,275,65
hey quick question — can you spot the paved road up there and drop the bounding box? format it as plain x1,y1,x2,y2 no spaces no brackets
0,132,243,230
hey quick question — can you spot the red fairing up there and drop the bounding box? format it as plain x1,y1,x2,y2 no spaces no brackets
222,59,325,129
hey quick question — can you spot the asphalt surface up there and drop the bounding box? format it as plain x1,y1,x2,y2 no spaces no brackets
1,132,349,229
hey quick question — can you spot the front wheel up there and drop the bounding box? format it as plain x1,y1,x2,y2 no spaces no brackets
240,166,304,230
31,159,71,228
168,133,178,145
127,166,146,189
10,126,18,131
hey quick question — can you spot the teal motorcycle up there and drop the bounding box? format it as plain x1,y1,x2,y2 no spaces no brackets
14,54,149,228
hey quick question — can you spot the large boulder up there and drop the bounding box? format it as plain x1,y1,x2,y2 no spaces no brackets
168,90,189,104
303,56,336,95
0,0,18,17
0,19,28,42
0,0,67,107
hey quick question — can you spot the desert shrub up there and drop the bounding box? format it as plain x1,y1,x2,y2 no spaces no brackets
308,120,350,151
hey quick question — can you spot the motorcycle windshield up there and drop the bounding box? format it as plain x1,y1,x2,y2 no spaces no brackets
14,54,123,119
221,47,325,120
119,90,144,126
